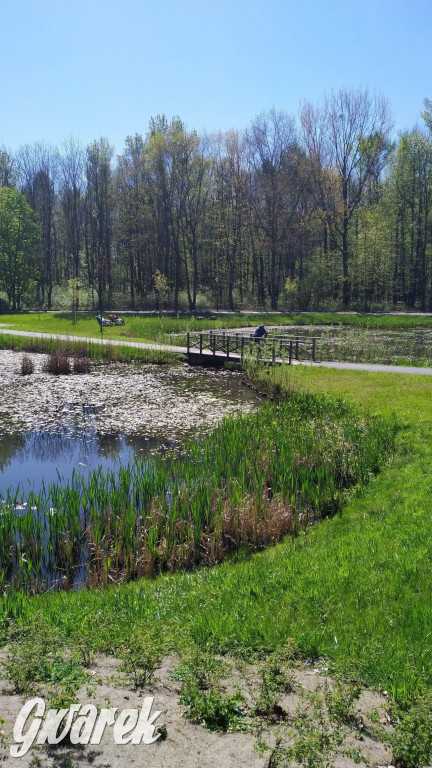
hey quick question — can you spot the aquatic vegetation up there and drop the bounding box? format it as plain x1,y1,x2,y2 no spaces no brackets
20,354,34,376
0,393,397,594
0,351,256,494
42,349,72,375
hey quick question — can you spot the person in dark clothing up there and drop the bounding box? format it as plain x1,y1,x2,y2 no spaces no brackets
252,324,268,341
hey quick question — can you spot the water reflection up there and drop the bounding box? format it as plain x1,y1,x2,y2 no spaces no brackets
0,431,25,472
0,351,257,495
0,429,145,494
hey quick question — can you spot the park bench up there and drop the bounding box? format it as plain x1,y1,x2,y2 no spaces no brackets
96,315,112,327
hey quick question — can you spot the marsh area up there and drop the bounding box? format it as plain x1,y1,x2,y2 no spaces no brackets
0,350,258,497
264,323,432,364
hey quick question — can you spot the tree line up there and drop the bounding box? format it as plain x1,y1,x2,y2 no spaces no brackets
1,88,431,312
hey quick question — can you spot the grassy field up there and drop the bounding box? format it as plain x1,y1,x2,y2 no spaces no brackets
4,309,432,345
2,319,432,764
2,364,431,696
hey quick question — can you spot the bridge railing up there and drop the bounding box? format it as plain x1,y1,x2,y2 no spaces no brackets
186,331,318,363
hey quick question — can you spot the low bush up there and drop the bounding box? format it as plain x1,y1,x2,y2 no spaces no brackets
42,350,71,375
20,354,34,375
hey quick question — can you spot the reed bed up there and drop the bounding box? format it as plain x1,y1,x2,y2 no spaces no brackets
0,333,183,364
0,393,397,595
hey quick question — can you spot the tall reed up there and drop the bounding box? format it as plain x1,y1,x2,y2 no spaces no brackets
0,392,397,595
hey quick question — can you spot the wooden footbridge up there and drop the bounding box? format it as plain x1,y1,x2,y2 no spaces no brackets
186,331,317,365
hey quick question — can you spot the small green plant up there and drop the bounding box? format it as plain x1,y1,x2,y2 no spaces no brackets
180,682,247,732
173,648,247,731
387,691,432,768
323,677,362,726
3,614,87,700
253,645,297,719
118,627,164,688
171,648,230,689
155,723,168,741
0,717,6,767
256,681,365,768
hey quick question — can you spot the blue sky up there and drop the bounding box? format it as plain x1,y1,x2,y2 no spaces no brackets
1,0,431,154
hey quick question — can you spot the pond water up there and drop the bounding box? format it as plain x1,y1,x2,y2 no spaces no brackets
228,324,432,365
0,351,259,497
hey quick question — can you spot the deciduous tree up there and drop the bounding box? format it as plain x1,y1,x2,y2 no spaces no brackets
0,187,41,309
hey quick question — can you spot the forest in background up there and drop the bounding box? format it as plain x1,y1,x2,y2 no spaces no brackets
1,88,431,313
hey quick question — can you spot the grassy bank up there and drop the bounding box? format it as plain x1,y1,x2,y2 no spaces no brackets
0,332,184,364
4,309,432,343
2,362,432,764
4,311,432,369
1,365,429,691
0,393,394,594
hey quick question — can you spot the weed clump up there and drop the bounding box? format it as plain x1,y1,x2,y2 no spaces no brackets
2,614,87,709
386,691,432,768
118,626,165,689
72,356,91,374
43,349,71,375
20,354,34,375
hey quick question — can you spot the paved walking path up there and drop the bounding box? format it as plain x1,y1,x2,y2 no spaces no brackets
1,328,432,375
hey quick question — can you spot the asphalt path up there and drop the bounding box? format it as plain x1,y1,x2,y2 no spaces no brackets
1,328,432,375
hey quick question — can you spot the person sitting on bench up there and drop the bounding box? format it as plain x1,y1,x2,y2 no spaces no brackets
108,313,125,325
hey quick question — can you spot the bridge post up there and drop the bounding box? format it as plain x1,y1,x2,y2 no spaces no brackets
200,333,203,355
312,337,316,361
227,335,230,360
289,339,293,365
241,336,245,362
295,338,299,360
272,339,276,364
187,332,190,355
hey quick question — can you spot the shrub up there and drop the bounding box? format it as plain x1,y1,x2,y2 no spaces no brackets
42,350,71,375
72,356,91,374
118,627,165,689
20,354,34,375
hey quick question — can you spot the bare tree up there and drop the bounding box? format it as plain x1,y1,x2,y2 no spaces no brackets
16,142,59,307
58,137,86,281
301,88,393,306
245,109,310,308
85,138,114,310
209,130,249,309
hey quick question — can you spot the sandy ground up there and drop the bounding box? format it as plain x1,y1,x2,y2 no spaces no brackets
0,654,395,768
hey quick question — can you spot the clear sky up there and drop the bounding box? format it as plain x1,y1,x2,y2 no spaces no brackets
1,0,431,155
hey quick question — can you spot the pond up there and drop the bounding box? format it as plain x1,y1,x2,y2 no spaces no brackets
235,324,432,365
0,351,259,498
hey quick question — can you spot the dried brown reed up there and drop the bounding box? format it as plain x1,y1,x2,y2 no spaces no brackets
42,349,72,375
20,354,34,375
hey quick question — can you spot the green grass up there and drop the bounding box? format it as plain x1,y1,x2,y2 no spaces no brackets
1,338,432,705
1,391,394,593
0,332,185,364
4,310,432,347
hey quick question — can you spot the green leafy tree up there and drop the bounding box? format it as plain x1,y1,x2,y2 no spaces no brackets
387,130,432,309
0,187,41,309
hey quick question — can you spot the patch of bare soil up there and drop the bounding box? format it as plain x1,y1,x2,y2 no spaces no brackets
0,655,394,768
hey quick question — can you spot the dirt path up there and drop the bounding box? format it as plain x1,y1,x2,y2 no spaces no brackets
0,654,394,768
